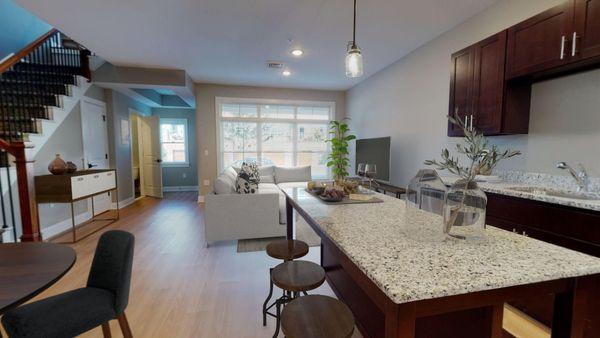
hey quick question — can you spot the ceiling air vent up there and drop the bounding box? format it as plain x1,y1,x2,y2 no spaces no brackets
267,61,284,69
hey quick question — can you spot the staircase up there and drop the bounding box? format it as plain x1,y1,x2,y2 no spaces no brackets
0,29,90,242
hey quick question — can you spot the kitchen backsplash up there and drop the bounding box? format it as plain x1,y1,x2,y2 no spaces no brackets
496,170,600,192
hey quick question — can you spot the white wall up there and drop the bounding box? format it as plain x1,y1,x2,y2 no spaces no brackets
346,0,600,187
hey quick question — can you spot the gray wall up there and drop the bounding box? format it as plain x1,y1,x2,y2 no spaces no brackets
34,85,106,230
196,83,346,196
0,0,51,60
105,89,151,202
151,108,198,188
346,0,600,186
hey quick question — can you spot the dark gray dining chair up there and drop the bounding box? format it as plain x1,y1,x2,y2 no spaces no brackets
1,230,135,338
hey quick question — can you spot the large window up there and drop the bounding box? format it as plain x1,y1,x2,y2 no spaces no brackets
217,98,334,178
160,118,189,167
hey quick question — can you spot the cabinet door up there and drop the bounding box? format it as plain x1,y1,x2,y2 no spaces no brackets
506,1,575,79
448,46,474,137
472,31,507,135
573,0,600,59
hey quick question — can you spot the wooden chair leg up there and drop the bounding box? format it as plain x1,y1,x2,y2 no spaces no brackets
101,322,112,338
117,313,133,338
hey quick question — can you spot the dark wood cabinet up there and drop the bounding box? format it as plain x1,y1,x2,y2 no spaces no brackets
506,2,575,79
448,31,531,137
574,0,600,60
486,192,600,330
448,47,474,137
448,0,600,137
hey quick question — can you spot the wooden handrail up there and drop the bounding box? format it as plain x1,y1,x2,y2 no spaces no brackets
0,28,58,75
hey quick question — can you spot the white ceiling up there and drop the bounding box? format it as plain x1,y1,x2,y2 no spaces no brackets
16,0,498,90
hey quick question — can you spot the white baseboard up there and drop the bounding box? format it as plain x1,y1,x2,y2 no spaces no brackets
163,186,199,192
198,195,205,203
41,211,93,239
112,196,135,209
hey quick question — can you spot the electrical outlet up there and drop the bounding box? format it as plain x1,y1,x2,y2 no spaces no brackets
203,179,210,186
204,149,209,156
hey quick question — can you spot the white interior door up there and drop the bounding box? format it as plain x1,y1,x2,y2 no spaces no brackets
141,115,163,198
81,99,111,215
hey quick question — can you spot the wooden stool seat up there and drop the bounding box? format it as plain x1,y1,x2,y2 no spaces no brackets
281,295,355,338
266,239,309,261
271,260,325,292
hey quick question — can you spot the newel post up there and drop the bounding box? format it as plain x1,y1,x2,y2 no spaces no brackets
12,143,41,242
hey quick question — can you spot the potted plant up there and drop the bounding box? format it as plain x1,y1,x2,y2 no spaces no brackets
424,113,520,238
326,118,357,193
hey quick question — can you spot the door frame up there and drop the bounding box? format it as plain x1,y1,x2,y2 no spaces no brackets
128,109,145,199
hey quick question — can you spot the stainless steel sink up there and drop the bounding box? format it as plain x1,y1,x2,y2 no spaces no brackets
506,186,600,201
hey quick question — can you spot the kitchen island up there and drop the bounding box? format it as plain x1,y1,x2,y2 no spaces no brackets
283,187,600,338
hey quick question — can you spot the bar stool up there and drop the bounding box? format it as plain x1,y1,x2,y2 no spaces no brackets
269,260,326,338
262,239,309,327
281,295,355,338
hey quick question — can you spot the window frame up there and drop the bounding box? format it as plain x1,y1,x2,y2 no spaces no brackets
215,97,335,178
159,117,190,168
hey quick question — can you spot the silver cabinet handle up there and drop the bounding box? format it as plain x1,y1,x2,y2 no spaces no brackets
464,115,468,128
522,231,528,237
572,32,578,56
470,115,474,131
560,35,566,60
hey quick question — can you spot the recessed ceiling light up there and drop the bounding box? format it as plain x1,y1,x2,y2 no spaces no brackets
282,70,291,76
291,49,304,57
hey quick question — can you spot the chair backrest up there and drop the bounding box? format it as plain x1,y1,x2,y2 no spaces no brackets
87,230,135,314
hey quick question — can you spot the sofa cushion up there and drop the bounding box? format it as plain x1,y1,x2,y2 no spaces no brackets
259,166,275,183
274,166,311,184
258,183,286,224
214,167,237,194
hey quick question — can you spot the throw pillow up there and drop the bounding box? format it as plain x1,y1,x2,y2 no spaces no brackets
236,162,260,194
274,166,311,183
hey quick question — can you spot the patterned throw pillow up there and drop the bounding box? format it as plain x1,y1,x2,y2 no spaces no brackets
236,162,260,194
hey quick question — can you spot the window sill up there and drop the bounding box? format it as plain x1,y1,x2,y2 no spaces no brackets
162,163,190,168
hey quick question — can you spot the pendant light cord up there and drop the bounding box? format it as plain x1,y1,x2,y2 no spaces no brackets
352,0,357,46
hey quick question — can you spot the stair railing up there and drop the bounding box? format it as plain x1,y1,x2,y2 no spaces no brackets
0,29,91,242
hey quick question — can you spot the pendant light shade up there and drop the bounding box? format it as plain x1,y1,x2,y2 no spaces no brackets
345,0,363,78
346,44,363,78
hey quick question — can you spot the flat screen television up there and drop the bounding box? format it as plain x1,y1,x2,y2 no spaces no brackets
355,137,391,181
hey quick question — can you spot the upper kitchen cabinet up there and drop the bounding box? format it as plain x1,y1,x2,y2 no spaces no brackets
448,46,474,137
448,31,531,137
573,0,600,60
506,2,575,79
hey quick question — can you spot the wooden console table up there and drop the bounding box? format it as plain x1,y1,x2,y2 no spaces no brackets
35,169,119,242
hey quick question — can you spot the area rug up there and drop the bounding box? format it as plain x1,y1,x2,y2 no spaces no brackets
237,217,321,253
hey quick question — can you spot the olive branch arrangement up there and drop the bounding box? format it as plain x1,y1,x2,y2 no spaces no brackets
424,111,521,180
424,111,521,234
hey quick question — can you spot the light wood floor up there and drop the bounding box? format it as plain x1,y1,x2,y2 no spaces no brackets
6,192,360,338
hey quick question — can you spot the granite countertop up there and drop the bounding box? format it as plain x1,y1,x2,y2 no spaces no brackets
440,171,600,212
284,187,600,304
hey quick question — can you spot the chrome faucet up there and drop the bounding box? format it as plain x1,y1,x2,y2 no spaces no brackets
556,162,590,192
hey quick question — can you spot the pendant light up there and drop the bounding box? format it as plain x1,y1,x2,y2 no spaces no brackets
345,0,363,78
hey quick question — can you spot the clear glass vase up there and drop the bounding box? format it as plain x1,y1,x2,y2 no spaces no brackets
443,179,487,240
405,169,447,215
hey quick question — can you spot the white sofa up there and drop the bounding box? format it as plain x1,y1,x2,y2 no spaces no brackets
204,165,311,245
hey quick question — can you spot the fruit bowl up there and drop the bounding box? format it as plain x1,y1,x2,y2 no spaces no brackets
319,194,344,202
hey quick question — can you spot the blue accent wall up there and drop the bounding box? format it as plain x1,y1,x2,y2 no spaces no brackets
0,0,51,60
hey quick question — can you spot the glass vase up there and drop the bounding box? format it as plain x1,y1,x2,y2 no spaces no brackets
406,169,447,215
443,179,487,240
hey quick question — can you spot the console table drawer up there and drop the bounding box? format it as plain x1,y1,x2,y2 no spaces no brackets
35,169,117,203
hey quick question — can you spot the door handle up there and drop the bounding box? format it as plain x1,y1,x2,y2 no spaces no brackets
572,32,578,57
88,163,98,169
560,35,566,60
156,159,162,163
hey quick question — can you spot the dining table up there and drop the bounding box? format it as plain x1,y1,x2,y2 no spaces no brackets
0,242,76,314
283,187,600,338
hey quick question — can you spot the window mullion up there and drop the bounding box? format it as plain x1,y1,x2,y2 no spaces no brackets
257,121,263,165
